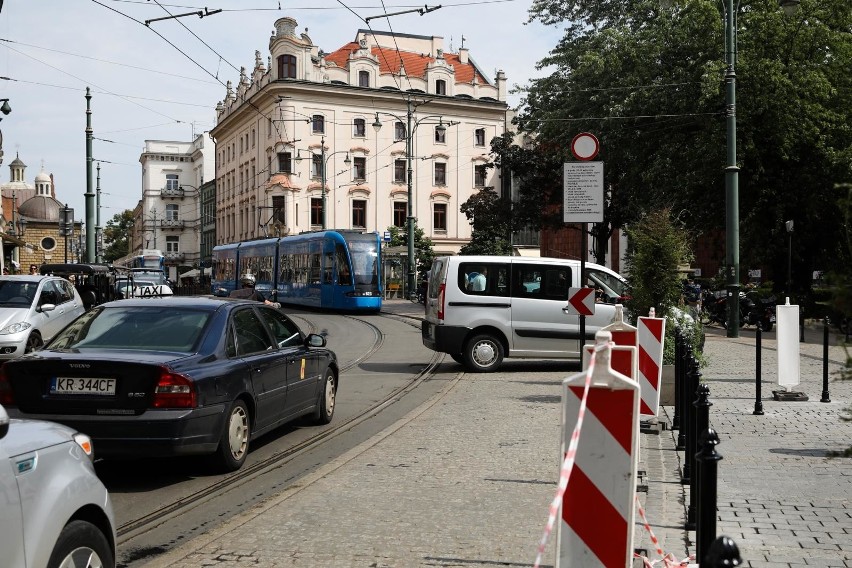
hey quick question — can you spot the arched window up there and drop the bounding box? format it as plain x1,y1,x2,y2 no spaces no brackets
277,54,297,79
435,79,446,95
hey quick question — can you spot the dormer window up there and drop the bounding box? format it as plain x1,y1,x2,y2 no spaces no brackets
436,79,446,95
278,54,297,79
358,70,370,87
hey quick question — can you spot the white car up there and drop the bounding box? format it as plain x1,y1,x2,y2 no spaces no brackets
0,276,86,358
0,403,116,567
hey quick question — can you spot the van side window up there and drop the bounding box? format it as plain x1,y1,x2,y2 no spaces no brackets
459,263,509,297
512,265,571,301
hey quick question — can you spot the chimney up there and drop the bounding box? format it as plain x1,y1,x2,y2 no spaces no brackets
458,47,468,65
496,70,507,102
431,36,444,58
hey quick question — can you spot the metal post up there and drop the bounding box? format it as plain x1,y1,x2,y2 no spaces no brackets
321,136,327,230
686,373,705,531
696,428,723,565
723,0,740,337
95,162,102,263
85,87,96,263
705,535,743,567
754,325,764,415
821,317,831,402
692,384,711,541
673,328,682,430
406,100,416,300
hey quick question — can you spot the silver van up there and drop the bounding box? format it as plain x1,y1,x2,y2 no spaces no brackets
421,256,629,372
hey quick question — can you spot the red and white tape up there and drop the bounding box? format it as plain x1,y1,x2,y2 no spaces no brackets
634,494,694,567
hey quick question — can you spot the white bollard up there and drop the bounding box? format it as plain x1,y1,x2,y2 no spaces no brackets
777,298,800,392
557,331,641,568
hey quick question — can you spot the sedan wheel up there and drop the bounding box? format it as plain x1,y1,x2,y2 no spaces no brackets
312,368,336,425
48,520,113,568
25,332,42,354
213,400,250,472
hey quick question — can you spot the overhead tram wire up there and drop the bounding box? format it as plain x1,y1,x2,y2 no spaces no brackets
91,0,289,144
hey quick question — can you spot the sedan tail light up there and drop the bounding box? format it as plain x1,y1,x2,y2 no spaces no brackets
0,364,13,406
152,368,197,409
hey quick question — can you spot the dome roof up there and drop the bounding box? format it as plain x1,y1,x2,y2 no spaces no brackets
9,156,25,168
18,195,63,221
35,171,51,183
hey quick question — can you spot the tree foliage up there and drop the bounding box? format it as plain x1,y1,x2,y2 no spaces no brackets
459,186,515,255
386,223,435,278
516,0,851,288
102,210,134,262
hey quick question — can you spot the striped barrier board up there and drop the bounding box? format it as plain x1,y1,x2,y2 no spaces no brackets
583,343,637,383
558,335,641,567
637,316,666,418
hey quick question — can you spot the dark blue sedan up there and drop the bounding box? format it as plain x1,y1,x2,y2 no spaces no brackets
0,296,338,472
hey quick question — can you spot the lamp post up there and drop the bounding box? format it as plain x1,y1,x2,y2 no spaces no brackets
372,103,451,299
297,137,350,230
720,0,799,337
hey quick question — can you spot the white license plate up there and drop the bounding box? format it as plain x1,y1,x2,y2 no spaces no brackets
51,377,116,396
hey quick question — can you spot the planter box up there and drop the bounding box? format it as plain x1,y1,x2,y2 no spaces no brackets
660,364,675,406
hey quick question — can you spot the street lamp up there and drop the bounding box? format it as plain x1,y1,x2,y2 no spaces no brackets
719,0,799,337
372,104,452,299
296,137,350,230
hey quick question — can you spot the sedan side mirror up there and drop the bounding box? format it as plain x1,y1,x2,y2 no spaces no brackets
305,333,326,348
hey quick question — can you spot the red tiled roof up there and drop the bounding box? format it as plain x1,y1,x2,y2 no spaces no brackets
324,42,488,84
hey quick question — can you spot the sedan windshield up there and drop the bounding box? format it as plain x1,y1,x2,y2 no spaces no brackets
0,281,37,307
49,306,210,352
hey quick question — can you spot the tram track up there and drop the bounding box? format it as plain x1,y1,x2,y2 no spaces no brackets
116,313,442,545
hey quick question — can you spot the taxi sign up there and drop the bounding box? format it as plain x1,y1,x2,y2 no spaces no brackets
131,284,174,298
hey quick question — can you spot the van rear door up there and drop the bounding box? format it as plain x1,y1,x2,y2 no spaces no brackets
424,257,448,322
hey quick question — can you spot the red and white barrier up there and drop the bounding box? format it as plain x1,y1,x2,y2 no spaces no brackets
637,315,666,418
556,331,641,568
597,304,638,380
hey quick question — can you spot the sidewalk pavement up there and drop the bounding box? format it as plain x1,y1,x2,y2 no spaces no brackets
144,300,851,567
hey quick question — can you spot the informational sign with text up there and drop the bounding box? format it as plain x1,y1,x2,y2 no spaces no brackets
563,161,604,224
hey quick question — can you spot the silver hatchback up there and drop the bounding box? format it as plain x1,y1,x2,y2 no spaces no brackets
0,403,116,567
0,276,85,358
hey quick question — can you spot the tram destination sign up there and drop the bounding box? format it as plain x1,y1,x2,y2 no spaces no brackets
563,161,604,224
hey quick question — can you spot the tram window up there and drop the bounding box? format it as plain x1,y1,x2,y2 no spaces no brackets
336,244,351,285
323,252,334,284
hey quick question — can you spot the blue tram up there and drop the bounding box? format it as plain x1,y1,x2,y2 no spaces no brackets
212,230,382,312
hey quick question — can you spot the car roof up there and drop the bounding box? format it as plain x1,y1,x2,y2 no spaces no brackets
0,275,55,283
99,295,247,310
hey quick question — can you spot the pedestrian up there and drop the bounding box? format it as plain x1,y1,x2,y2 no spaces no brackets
229,273,282,308
29,264,39,275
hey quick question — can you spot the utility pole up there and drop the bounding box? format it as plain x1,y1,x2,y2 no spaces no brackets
85,88,95,262
96,162,102,263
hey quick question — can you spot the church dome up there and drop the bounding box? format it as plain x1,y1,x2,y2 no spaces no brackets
19,195,63,222
9,156,25,168
35,171,51,183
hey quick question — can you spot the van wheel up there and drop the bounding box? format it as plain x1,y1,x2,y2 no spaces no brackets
464,334,503,373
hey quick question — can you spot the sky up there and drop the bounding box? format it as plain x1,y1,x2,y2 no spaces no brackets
0,1,562,225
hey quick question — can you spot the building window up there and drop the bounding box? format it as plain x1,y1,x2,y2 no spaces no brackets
475,164,487,187
393,202,407,227
312,115,325,134
310,198,323,226
475,128,486,146
311,153,322,178
166,236,179,253
353,157,366,181
166,203,179,221
277,152,292,174
358,70,370,87
278,54,297,79
165,174,179,191
353,118,366,137
434,203,447,231
434,163,447,186
352,200,366,228
272,195,286,224
394,159,406,183
435,125,446,144
394,121,406,141
436,79,446,95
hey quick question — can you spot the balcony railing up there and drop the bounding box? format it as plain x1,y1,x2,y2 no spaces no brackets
161,186,185,198
164,251,185,262
160,219,185,229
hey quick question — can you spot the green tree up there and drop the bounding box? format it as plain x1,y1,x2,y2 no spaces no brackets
386,223,434,278
102,210,134,262
459,186,514,255
521,0,852,290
